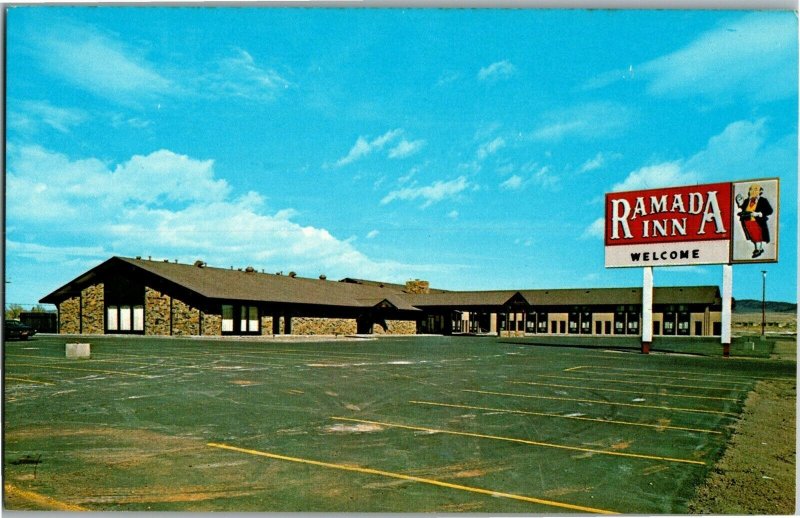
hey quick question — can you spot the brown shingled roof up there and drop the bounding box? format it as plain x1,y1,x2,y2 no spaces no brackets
40,256,721,311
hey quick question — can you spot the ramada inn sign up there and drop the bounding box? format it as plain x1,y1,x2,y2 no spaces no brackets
605,179,779,268
605,178,779,355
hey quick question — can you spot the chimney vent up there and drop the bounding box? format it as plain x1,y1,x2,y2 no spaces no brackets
319,274,327,280
245,266,255,273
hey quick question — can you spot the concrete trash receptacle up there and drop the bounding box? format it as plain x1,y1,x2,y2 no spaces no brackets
66,343,91,359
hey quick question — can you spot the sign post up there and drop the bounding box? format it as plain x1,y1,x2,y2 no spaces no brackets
604,178,779,356
721,264,733,357
641,267,653,354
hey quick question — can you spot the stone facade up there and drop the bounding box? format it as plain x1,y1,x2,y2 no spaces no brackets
290,317,358,335
202,311,222,336
373,320,418,335
145,287,171,336
59,296,80,334
171,298,200,336
80,283,104,334
260,315,273,335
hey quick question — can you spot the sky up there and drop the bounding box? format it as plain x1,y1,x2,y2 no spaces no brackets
5,7,798,308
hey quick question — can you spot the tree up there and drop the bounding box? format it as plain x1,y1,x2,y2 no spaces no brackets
5,304,23,320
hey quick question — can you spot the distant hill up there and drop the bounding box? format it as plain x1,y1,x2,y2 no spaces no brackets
734,299,797,313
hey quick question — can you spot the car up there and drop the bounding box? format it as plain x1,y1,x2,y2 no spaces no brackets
5,320,34,340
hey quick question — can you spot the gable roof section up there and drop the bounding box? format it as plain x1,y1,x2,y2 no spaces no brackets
41,257,421,310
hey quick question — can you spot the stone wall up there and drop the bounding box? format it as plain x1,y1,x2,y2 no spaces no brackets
172,298,200,336
202,311,222,336
373,320,417,335
290,317,357,335
145,288,171,336
260,315,273,335
59,296,80,334
81,283,104,334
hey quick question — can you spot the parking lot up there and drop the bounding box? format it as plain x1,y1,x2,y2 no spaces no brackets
4,335,795,512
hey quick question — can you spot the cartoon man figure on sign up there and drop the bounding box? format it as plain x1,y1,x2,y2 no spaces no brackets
735,183,774,259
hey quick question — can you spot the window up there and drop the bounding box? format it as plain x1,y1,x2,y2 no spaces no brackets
627,311,639,334
677,312,690,336
222,305,234,332
568,312,579,334
106,305,143,333
581,312,591,334
120,305,132,331
663,312,676,335
107,306,119,331
614,312,626,334
526,313,536,333
537,312,548,333
242,306,259,333
133,306,144,331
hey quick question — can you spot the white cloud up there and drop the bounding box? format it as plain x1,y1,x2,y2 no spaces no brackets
202,48,292,102
500,175,523,190
366,230,380,239
447,210,459,219
12,100,87,133
522,163,561,191
6,145,434,283
639,13,796,103
381,176,471,208
478,60,517,81
336,129,402,167
579,153,606,173
389,139,426,159
610,118,779,195
610,162,697,193
531,102,632,141
477,137,506,160
581,218,606,240
33,22,172,104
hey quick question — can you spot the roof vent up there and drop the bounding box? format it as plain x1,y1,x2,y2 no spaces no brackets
194,260,205,268
245,266,255,273
289,271,297,278
163,259,169,263
136,256,142,260
319,274,327,280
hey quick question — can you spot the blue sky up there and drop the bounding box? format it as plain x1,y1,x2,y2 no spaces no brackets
5,8,798,307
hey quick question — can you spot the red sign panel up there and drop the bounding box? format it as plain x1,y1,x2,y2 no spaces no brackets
605,182,732,247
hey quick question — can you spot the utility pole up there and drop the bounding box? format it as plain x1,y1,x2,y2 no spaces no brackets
761,270,767,339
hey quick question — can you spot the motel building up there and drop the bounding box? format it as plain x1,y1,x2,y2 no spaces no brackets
40,256,723,338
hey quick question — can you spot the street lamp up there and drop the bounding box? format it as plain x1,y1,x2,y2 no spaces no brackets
761,270,767,339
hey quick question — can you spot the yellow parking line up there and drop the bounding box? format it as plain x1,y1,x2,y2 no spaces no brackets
207,442,618,514
538,374,745,392
509,381,738,402
331,417,706,466
571,371,748,386
409,400,721,434
564,365,589,371
463,389,739,417
579,365,776,381
4,483,89,511
6,363,153,378
5,376,54,386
